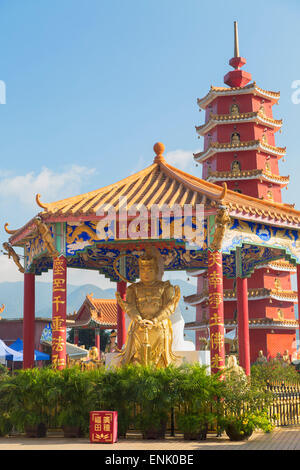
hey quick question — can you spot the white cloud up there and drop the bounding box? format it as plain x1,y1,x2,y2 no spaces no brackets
0,254,24,283
0,165,96,207
164,149,200,173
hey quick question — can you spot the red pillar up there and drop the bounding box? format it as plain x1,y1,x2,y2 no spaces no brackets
236,276,251,376
52,256,67,370
95,328,101,359
23,273,35,369
208,251,225,374
297,265,300,356
117,281,127,350
74,330,79,346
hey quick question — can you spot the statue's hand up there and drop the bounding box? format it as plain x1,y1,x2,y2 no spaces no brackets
138,318,154,329
115,292,128,312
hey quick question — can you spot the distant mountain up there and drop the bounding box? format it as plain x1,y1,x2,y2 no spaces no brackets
0,280,197,338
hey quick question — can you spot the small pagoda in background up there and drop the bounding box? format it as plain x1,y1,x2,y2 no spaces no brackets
67,295,117,355
184,22,298,362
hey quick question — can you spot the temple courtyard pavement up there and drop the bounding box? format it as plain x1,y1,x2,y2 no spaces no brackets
0,427,300,451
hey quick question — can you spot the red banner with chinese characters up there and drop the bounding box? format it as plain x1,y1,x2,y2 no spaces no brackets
52,255,67,370
90,411,118,443
208,250,225,374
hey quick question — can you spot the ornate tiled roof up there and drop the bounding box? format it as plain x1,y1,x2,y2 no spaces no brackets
196,111,282,136
256,259,297,272
206,169,289,186
66,294,117,328
184,288,298,305
194,140,286,163
6,144,300,246
197,82,280,109
184,318,298,331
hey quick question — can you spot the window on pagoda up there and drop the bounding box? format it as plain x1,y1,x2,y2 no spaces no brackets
259,104,266,116
265,160,271,174
231,132,240,145
230,103,240,115
231,160,241,172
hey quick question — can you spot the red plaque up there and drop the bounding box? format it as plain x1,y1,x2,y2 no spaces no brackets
89,411,118,443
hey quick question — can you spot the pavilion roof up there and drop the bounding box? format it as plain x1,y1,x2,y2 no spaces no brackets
66,294,117,329
6,144,300,246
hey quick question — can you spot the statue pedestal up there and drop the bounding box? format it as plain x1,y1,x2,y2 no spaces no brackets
173,350,210,372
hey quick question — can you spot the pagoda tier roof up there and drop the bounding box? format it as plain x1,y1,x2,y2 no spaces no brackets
256,259,297,272
194,140,286,163
184,288,298,306
206,169,289,186
7,148,300,246
66,295,117,329
197,82,280,110
184,318,298,331
196,111,282,136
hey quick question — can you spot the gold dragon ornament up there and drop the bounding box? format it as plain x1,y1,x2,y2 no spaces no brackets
210,207,231,252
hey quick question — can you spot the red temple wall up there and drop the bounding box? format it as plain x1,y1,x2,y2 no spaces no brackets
0,319,49,351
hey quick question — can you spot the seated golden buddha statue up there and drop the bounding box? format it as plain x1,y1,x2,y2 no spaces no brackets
230,103,239,115
115,250,180,367
231,132,240,145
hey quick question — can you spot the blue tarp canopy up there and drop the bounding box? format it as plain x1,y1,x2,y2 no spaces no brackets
0,339,23,361
9,338,50,361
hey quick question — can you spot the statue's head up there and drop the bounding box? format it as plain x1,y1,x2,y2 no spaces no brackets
139,254,158,284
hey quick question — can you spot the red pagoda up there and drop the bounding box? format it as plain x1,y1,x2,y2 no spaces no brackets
184,22,297,363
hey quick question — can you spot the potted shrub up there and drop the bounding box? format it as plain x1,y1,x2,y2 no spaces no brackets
175,364,222,440
91,365,136,438
56,366,94,437
219,372,274,441
3,368,58,437
134,365,178,439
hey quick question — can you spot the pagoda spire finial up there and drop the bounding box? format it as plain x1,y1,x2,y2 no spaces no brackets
224,21,252,88
234,21,239,58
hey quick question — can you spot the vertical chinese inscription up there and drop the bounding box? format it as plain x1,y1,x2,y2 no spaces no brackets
208,250,225,374
52,256,67,369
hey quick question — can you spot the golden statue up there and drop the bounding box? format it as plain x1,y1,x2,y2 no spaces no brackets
34,218,59,258
80,346,102,370
105,330,119,354
210,208,231,251
115,249,180,367
265,160,271,174
231,160,241,173
231,132,240,145
282,349,291,365
2,242,25,273
230,103,239,115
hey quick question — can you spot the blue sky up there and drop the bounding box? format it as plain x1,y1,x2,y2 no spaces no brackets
1,0,300,287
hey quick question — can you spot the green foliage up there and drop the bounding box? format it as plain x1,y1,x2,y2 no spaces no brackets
0,367,61,431
251,360,300,386
219,373,275,439
0,363,279,440
175,364,223,434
